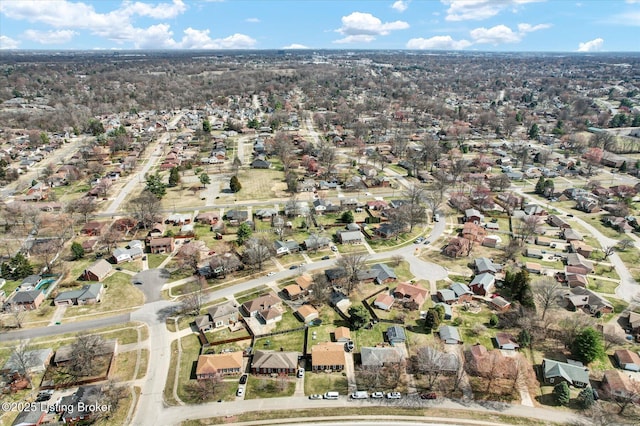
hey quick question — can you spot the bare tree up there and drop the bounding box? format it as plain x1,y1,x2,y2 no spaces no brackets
66,333,107,381
180,278,204,316
617,238,635,251
185,375,225,402
242,237,273,271
336,253,369,294
9,341,36,388
92,379,127,422
515,215,542,242
602,246,615,259
532,277,564,321
66,197,97,223
32,238,64,273
412,344,458,390
100,227,123,253
606,377,640,415
317,140,337,179
128,191,161,230
308,273,331,306
402,184,426,232
177,243,201,275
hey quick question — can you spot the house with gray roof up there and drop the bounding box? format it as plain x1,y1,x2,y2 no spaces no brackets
474,258,500,274
437,289,457,304
360,346,403,368
54,283,104,306
304,235,331,251
435,302,452,320
450,282,473,302
386,326,406,345
2,348,52,374
438,325,462,344
469,273,496,296
337,230,364,245
251,350,300,375
542,358,589,387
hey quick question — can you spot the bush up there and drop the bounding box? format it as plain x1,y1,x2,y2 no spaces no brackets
577,387,595,409
553,382,570,406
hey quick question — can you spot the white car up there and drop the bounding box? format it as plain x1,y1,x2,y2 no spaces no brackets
267,272,276,277
330,246,338,252
370,391,384,399
387,392,401,399
236,387,244,397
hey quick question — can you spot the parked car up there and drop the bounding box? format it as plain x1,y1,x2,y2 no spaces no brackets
423,240,430,245
420,392,437,400
414,237,425,244
309,394,323,400
370,391,384,399
297,368,305,378
267,271,276,276
321,255,331,260
239,374,248,384
330,246,338,252
345,340,355,352
236,387,244,397
289,265,298,270
387,392,401,399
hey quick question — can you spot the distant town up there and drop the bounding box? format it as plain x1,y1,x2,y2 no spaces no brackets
1,50,640,426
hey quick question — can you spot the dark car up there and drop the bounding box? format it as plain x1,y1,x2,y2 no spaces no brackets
420,392,437,400
289,265,298,270
321,255,331,260
239,374,248,384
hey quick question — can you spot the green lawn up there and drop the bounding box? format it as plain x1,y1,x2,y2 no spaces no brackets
604,296,628,314
254,330,305,353
63,272,144,318
147,253,167,269
588,279,618,294
304,371,348,395
352,322,388,348
175,334,213,404
245,375,296,399
235,169,287,201
235,286,269,305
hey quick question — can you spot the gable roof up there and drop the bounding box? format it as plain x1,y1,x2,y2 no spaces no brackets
207,301,237,320
196,352,243,376
360,346,402,367
450,282,472,297
371,263,397,282
438,325,462,343
311,342,345,367
393,282,429,306
334,326,351,341
86,259,112,279
54,284,103,303
475,257,497,273
470,272,495,289
252,350,300,370
386,325,406,342
614,349,640,366
543,358,589,384
242,293,280,313
437,288,456,302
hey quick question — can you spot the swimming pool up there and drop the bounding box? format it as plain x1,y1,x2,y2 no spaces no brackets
36,277,57,293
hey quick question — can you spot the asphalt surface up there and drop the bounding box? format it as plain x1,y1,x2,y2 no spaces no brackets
132,268,170,303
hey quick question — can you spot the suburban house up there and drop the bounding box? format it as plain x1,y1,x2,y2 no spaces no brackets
435,302,452,320
563,228,584,242
565,271,589,288
614,349,640,372
386,325,406,345
242,293,281,317
54,283,104,306
373,293,395,311
542,358,589,387
274,240,300,256
450,282,474,303
303,236,332,251
337,230,365,245
393,282,429,310
283,274,313,300
469,272,496,296
566,253,594,274
358,263,397,285
295,304,319,323
195,352,243,379
570,240,594,258
195,212,219,225
11,408,46,425
526,247,544,259
602,369,640,401
624,311,640,334
465,208,484,224
1,348,52,374
250,158,271,169
195,301,239,331
462,222,487,243
311,342,345,372
490,296,512,312
494,333,520,350
442,237,472,258
226,209,249,224
58,385,106,424
547,215,571,229
82,259,112,282
149,237,175,254
251,350,300,375
333,327,351,342
5,289,45,311
438,325,463,345
565,287,614,316
325,268,347,284
81,221,107,236
111,240,144,264
436,289,456,304
474,257,501,274
360,346,403,368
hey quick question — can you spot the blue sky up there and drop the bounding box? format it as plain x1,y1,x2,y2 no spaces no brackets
0,0,639,51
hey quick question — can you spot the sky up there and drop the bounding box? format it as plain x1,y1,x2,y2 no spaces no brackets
0,0,639,52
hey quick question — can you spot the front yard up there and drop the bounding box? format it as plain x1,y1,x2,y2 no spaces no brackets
304,371,348,395
245,375,296,399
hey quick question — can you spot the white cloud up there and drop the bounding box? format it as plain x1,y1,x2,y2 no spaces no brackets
577,37,603,52
442,0,545,22
120,0,187,19
406,35,471,50
336,12,409,41
0,35,20,49
470,22,549,44
626,0,640,3
392,1,409,13
282,43,309,49
23,29,77,45
606,11,640,26
0,0,252,49
245,17,260,23
334,35,376,44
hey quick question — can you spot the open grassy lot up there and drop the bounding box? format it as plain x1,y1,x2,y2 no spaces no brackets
114,350,138,381
117,259,143,273
164,339,180,405
303,371,348,396
93,385,134,426
235,169,287,201
63,272,144,319
137,349,149,379
367,228,426,251
245,375,296,399
588,279,618,294
147,253,167,269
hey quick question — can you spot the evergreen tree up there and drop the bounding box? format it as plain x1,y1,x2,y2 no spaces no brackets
71,242,85,260
489,314,499,327
528,123,539,139
230,176,242,193
236,223,252,245
553,382,570,406
518,329,531,348
145,172,167,198
168,167,180,187
543,179,554,197
577,387,595,409
534,176,545,194
341,211,354,224
202,119,212,133
9,253,34,280
571,327,604,363
424,308,441,332
348,305,370,329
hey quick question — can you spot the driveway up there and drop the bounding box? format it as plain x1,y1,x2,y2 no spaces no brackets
132,268,171,303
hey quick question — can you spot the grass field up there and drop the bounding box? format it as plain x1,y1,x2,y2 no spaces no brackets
235,169,288,201
304,371,349,395
63,272,144,318
245,375,296,399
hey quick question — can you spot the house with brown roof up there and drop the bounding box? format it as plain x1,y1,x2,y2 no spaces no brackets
442,237,471,258
295,304,319,323
149,237,175,254
462,222,487,243
393,282,429,310
282,274,312,300
195,352,243,379
614,349,640,372
566,253,594,274
195,212,219,225
490,296,511,312
241,293,281,317
373,293,395,311
81,221,107,237
525,262,542,274
566,272,589,288
547,215,571,229
602,369,639,402
311,342,345,372
251,350,300,375
333,327,351,342
82,259,112,282
494,333,520,350
570,240,594,258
